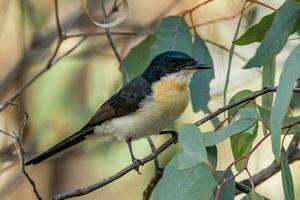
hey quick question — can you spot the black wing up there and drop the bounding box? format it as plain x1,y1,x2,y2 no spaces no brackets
25,76,151,165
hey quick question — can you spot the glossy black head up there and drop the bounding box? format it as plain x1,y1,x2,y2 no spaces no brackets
142,51,211,83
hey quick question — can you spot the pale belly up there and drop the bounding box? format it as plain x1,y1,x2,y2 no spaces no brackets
93,73,191,141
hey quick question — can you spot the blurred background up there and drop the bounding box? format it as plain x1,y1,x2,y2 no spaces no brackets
0,0,299,199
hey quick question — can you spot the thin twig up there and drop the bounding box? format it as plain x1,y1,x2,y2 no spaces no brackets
223,1,247,107
54,0,63,38
0,103,43,200
204,38,247,62
100,0,129,82
143,137,163,200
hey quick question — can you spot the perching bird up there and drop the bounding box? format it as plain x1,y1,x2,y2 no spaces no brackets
25,51,212,166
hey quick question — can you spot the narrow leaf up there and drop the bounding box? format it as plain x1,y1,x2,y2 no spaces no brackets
204,107,258,146
244,1,300,69
234,12,275,45
228,90,258,171
262,56,276,109
270,43,300,160
281,148,295,200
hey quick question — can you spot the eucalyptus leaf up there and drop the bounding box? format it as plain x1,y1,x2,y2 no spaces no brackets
204,107,258,146
281,148,295,200
124,35,156,80
228,90,258,171
177,124,208,170
234,12,275,45
241,191,265,200
150,16,192,59
153,157,217,200
244,1,300,69
270,43,300,160
190,35,214,113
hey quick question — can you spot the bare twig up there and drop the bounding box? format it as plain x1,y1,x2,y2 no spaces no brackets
223,1,247,107
143,137,163,200
204,38,247,62
237,134,300,195
100,0,129,82
0,103,43,200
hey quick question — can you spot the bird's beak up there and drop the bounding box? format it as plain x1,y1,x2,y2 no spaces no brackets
186,61,212,70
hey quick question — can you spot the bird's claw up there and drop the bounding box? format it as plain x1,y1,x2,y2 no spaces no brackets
132,158,143,174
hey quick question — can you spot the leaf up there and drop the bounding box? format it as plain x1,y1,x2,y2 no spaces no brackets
231,124,258,171
244,1,300,69
190,35,214,113
281,148,295,200
153,154,233,200
262,56,276,109
124,35,156,80
234,12,275,45
241,191,265,200
258,106,300,135
150,16,192,59
290,80,300,109
204,107,258,146
153,157,217,200
228,90,258,171
270,43,300,160
217,169,235,200
207,146,218,168
177,124,208,170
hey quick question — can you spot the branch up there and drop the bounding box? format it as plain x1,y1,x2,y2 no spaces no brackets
100,0,129,82
236,134,300,195
0,103,43,200
196,87,300,126
51,134,176,200
143,137,163,200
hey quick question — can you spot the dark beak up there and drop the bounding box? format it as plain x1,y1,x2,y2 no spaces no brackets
186,61,212,70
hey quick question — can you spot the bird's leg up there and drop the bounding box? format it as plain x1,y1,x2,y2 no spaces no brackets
126,138,143,174
159,131,178,143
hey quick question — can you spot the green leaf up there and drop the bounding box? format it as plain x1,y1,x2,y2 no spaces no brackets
124,35,156,80
281,148,295,200
262,56,276,109
270,43,300,160
204,107,258,146
207,146,218,168
190,35,214,113
244,1,300,69
231,124,258,171
234,12,275,45
217,169,235,200
290,80,300,109
153,154,234,200
150,16,192,59
241,191,265,200
153,157,217,200
177,124,208,170
258,106,300,135
228,90,258,171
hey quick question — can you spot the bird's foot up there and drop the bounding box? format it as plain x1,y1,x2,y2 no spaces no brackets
132,158,144,174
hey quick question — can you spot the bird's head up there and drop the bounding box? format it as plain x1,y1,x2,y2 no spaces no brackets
142,51,212,83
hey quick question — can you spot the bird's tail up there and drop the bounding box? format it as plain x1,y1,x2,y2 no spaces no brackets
25,127,94,166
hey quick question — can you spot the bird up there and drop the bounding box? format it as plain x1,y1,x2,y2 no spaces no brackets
25,51,212,167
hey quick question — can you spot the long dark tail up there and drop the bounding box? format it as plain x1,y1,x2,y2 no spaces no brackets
25,127,94,166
